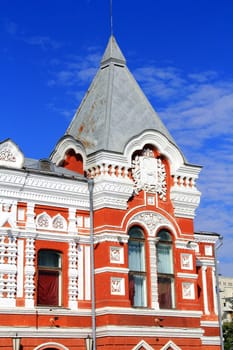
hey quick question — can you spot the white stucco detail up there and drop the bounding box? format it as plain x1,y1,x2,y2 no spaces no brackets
202,265,210,315
128,211,174,237
0,139,24,169
68,240,79,309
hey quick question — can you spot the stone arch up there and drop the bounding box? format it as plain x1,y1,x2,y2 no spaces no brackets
127,210,177,238
36,212,51,229
52,214,67,231
34,342,69,350
124,130,185,174
50,136,86,170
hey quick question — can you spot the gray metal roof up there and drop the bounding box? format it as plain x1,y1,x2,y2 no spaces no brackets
65,36,176,155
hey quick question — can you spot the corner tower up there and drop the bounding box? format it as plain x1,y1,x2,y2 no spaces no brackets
48,36,221,349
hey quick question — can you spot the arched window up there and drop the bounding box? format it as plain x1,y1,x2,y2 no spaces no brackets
37,250,62,306
157,230,175,309
128,226,147,307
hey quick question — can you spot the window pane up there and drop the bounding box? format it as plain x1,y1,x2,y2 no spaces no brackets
158,276,174,309
158,230,172,241
128,241,145,272
129,227,144,239
129,274,147,307
157,244,173,274
38,250,60,268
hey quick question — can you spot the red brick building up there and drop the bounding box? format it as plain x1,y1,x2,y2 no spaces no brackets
0,36,222,349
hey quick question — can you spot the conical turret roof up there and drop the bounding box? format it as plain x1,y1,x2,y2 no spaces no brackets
65,36,176,155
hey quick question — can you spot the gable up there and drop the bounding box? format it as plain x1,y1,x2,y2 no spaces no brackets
161,340,182,350
132,340,154,350
0,139,24,169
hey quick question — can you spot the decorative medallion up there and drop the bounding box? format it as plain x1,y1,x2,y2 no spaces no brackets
132,148,166,200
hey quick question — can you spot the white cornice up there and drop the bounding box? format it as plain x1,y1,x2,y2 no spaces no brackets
0,170,89,208
201,336,221,345
177,273,198,279
95,267,129,274
96,325,204,338
93,176,133,210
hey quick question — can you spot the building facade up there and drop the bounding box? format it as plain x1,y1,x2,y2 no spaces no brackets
219,276,233,323
0,36,222,349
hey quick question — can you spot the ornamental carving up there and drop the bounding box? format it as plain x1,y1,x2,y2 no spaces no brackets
0,148,16,162
132,148,166,200
131,212,171,236
0,140,24,168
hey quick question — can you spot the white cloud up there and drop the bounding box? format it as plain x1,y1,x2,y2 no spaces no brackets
23,35,62,50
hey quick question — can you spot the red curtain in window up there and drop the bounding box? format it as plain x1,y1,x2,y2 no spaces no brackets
37,270,59,306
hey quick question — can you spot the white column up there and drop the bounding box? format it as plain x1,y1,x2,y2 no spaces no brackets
26,202,36,230
68,240,79,309
24,237,35,308
85,245,91,300
149,237,160,309
202,265,210,315
212,266,218,315
17,239,24,298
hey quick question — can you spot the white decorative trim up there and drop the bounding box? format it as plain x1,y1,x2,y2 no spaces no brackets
34,342,69,350
50,136,86,169
110,246,124,264
0,140,24,169
124,131,184,173
111,277,125,295
24,237,35,307
204,245,213,256
132,148,166,200
181,253,193,270
177,273,198,279
201,336,221,345
0,171,89,209
77,245,84,300
161,340,182,350
182,282,195,299
212,266,218,315
170,187,201,219
94,233,129,244
84,246,91,300
16,239,24,298
36,212,68,232
96,324,203,338
93,177,134,210
0,201,17,228
148,238,159,309
194,233,219,244
68,240,78,309
202,265,210,315
95,267,129,274
132,340,153,350
128,211,174,237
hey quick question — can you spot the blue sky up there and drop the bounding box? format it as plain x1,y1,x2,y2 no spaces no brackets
1,0,233,276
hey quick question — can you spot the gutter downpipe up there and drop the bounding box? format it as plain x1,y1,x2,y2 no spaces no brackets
214,235,224,350
88,178,96,350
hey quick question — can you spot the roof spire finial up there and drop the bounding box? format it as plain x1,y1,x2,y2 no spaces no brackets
110,0,113,36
